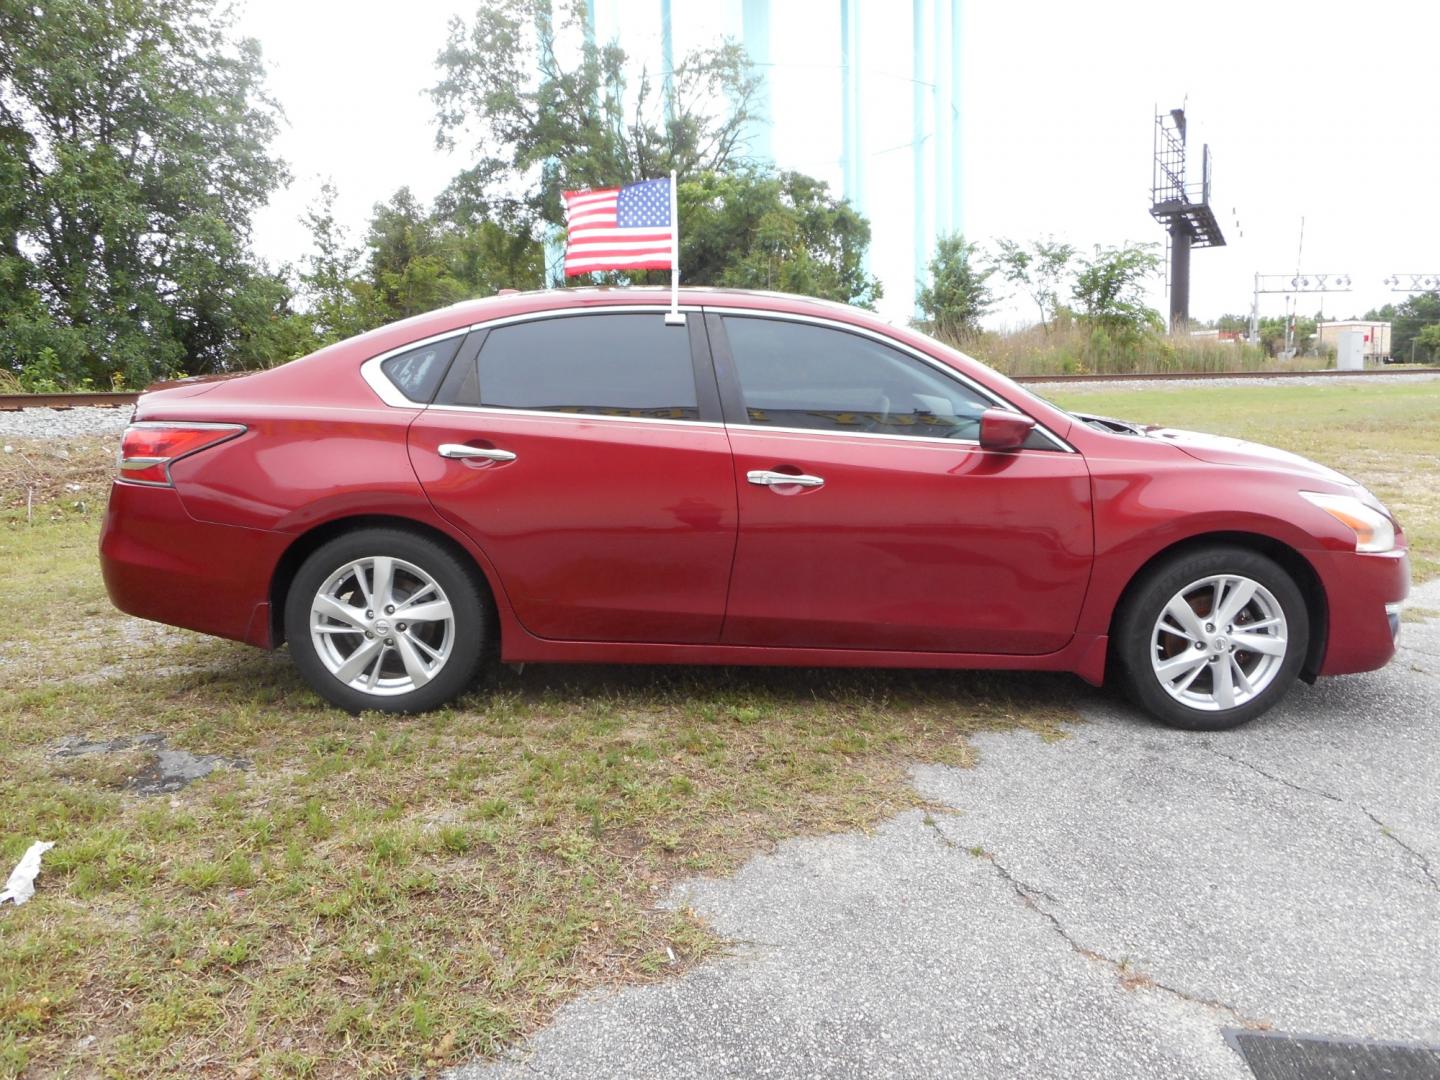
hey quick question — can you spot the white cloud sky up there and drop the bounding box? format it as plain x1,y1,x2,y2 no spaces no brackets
235,0,1440,327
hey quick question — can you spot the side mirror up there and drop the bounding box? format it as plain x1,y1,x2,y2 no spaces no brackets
978,408,1036,452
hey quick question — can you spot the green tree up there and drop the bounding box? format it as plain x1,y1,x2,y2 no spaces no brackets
299,183,375,346
1366,291,1440,362
366,188,468,321
226,269,323,370
994,237,1075,334
1415,322,1440,362
678,170,879,307
1255,315,1317,357
1071,243,1163,339
0,0,288,386
432,0,759,231
915,234,994,342
299,184,545,345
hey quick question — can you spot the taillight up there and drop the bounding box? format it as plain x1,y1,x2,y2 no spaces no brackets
117,422,246,486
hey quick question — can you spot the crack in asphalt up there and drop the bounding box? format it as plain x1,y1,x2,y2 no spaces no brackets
1359,807,1440,893
1203,745,1343,802
919,816,1266,1028
1203,746,1439,894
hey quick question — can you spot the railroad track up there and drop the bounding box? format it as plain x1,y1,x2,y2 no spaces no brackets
1016,366,1440,384
3,366,1437,411
0,391,142,411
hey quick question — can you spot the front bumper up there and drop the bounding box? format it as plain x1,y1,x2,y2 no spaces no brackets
99,481,288,647
1313,547,1410,676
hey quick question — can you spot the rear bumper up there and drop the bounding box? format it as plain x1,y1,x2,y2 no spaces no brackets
99,481,286,647
1313,547,1410,676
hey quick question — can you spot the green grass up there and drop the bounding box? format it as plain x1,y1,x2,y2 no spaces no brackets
1044,380,1440,583
0,451,1072,1078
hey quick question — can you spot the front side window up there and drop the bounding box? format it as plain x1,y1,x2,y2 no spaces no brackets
441,314,699,420
721,316,992,440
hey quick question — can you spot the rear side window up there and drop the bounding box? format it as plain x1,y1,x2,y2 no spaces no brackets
440,314,699,420
380,335,464,403
721,316,993,440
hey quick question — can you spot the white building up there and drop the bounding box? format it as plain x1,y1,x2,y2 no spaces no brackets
1317,320,1391,362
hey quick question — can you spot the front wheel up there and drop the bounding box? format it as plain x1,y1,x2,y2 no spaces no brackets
284,528,489,713
1115,546,1309,730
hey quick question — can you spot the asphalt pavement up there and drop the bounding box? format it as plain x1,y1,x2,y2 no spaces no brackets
450,579,1440,1080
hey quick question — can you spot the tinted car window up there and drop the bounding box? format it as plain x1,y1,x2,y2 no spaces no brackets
448,314,699,420
722,316,992,440
380,334,464,403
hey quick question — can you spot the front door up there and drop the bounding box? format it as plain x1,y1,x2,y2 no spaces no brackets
408,310,737,643
712,314,1093,654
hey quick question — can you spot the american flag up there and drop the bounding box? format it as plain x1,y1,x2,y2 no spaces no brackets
562,178,675,276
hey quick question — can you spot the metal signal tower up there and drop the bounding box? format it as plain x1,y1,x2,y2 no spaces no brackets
1150,107,1225,332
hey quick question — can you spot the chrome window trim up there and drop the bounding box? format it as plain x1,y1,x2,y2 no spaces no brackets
127,420,251,430
360,306,706,414
424,402,725,431
703,306,1076,453
723,424,983,449
357,301,1072,451
359,326,474,408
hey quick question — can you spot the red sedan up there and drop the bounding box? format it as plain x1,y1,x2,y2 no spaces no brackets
99,288,1409,729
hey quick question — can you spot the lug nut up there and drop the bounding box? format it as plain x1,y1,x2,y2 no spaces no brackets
385,605,395,615
365,609,373,618
385,638,394,646
1194,641,1205,650
1205,623,1214,632
364,631,373,638
1226,624,1233,633
397,622,407,631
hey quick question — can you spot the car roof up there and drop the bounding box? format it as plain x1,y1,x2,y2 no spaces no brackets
425,285,891,334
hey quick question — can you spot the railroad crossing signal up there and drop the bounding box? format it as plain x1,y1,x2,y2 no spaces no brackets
1383,274,1440,292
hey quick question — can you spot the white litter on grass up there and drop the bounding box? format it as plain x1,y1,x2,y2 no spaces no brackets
0,841,55,907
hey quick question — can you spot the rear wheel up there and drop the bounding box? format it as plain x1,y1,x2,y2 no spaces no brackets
284,528,488,713
1115,546,1309,730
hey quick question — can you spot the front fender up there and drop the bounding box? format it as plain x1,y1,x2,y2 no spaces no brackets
1076,452,1345,638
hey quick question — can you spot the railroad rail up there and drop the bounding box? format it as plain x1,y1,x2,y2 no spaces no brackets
2,366,1438,411
0,391,141,411
1016,367,1440,384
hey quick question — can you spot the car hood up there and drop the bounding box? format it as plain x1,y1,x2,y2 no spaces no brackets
1144,426,1355,487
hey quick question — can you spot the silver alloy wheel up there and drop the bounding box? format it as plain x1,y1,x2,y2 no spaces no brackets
309,556,455,697
1149,573,1289,712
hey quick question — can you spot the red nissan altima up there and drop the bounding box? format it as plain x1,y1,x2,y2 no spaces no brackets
99,288,1409,729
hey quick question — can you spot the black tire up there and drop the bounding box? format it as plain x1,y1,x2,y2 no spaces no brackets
1114,545,1309,731
284,527,490,714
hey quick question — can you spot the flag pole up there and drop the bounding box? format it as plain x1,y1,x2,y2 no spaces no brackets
664,169,684,325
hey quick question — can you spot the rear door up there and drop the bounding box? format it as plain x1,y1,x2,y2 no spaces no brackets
407,309,737,643
710,312,1093,654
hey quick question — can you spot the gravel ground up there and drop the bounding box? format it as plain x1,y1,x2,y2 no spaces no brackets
0,405,132,439
453,581,1440,1080
1023,372,1440,394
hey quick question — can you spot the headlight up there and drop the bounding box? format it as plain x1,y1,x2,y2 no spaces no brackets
1300,491,1396,553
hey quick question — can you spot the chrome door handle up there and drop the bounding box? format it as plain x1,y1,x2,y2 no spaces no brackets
747,469,824,488
438,443,516,462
